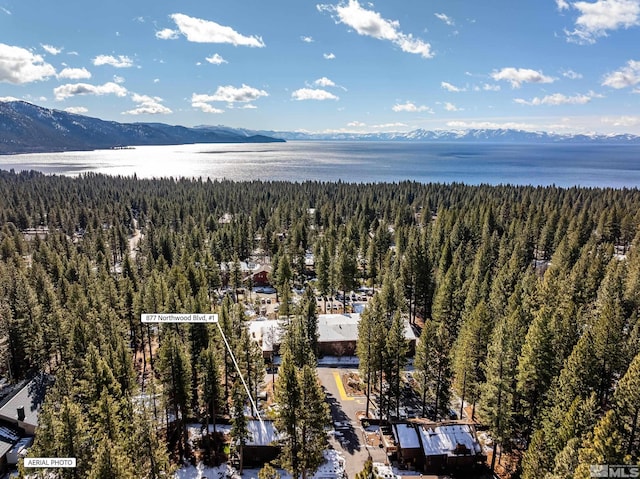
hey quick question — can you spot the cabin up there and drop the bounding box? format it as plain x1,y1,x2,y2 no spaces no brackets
0,374,51,473
417,423,484,473
243,420,281,467
393,423,422,470
0,374,50,436
243,264,273,286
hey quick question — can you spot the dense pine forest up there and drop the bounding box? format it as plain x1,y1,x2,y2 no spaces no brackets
0,169,639,478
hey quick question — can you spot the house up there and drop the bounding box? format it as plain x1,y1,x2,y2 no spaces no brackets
0,426,20,473
0,374,50,436
243,420,281,467
248,320,283,359
22,226,49,241
248,313,417,359
417,423,484,473
221,261,272,287
393,423,422,469
6,437,32,466
317,313,417,357
243,264,273,286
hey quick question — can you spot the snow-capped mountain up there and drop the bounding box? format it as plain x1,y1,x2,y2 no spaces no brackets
199,125,640,144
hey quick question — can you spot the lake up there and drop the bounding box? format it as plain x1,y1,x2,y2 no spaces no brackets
2,141,640,188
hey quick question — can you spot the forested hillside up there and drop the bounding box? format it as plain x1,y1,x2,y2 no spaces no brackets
0,170,638,477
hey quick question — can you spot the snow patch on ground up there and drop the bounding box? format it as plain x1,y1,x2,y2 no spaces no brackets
175,462,239,479
175,450,345,479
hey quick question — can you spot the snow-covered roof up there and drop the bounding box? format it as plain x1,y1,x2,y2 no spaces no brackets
393,423,421,449
248,320,283,353
246,419,281,446
418,424,482,457
318,314,360,343
318,313,416,343
220,261,262,273
249,313,416,352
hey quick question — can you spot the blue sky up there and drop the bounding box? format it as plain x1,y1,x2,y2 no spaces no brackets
1,0,639,134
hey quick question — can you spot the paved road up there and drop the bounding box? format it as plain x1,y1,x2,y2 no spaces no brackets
317,367,387,479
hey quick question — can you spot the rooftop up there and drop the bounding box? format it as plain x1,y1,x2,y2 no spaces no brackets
418,424,482,457
0,373,50,429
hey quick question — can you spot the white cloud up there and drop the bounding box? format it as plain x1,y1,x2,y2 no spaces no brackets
153,78,160,83
113,75,125,84
123,93,172,115
0,44,56,84
197,84,268,103
57,67,91,80
318,0,433,58
482,83,501,91
206,54,227,65
434,13,455,26
490,67,555,88
155,28,179,40
602,59,640,88
441,81,465,92
347,120,367,127
192,98,225,114
447,120,538,130
53,81,128,100
168,13,265,47
0,96,20,102
238,104,257,109
314,77,336,87
92,54,134,68
565,0,640,44
601,115,640,126
292,88,339,100
323,52,336,59
562,69,583,79
64,106,88,114
444,102,462,111
301,36,314,42
41,44,62,55
557,0,571,9
0,6,11,15
392,101,432,113
372,122,408,129
192,85,267,112
514,91,598,105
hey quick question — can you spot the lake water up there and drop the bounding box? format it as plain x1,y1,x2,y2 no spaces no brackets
2,141,640,188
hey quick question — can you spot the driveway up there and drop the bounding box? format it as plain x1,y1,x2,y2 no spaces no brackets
317,367,387,479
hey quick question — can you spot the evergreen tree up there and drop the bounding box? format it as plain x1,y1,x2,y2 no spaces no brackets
157,330,192,460
414,319,451,420
231,380,250,474
336,238,358,311
355,457,374,479
297,365,331,479
258,463,281,479
384,311,408,419
452,301,491,420
199,343,222,441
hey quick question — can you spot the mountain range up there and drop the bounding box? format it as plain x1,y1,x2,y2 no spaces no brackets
206,125,640,144
2,100,640,155
0,101,283,154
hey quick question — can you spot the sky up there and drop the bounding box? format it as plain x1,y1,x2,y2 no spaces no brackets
1,0,640,134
